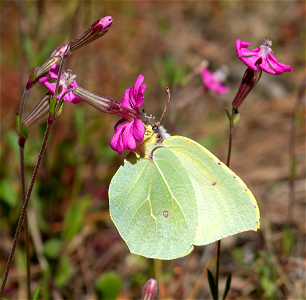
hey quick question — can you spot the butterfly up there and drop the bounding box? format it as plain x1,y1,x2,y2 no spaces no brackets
109,122,260,260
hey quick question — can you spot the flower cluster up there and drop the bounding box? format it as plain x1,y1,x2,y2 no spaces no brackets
39,64,83,104
236,39,292,75
110,75,146,154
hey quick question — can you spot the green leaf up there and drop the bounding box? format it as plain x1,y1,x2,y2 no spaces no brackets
0,180,17,207
16,114,20,133
207,269,217,300
222,274,232,300
55,255,72,287
95,271,121,300
44,238,62,258
290,157,296,180
22,35,35,66
49,96,55,116
282,226,295,254
56,101,64,117
5,131,19,159
74,106,84,135
61,196,90,240
35,35,58,66
20,123,28,140
233,113,240,126
31,286,41,300
225,108,234,125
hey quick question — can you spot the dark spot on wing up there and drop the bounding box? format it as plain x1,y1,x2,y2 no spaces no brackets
212,182,217,186
163,210,169,218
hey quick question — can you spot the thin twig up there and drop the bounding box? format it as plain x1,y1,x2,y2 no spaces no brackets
19,146,31,299
0,121,54,299
154,259,164,299
186,243,215,299
215,107,235,299
288,79,306,222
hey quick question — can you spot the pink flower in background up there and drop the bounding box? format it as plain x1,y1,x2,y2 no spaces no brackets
110,74,146,154
236,39,292,75
201,68,230,95
39,63,83,104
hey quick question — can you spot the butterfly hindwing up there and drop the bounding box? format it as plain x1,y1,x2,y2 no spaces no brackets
163,136,260,245
109,147,197,260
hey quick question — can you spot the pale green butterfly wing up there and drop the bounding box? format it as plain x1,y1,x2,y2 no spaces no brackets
163,136,260,245
109,147,197,260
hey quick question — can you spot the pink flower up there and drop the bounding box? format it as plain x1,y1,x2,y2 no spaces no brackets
201,67,230,95
110,75,146,154
39,63,83,104
236,39,292,75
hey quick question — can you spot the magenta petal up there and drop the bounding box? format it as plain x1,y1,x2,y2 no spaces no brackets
134,84,146,107
43,81,56,94
240,41,251,47
236,39,242,58
49,64,60,79
242,57,257,71
217,86,230,95
122,122,136,150
39,77,49,84
70,96,83,104
132,118,145,142
133,74,144,99
120,88,132,109
110,127,124,154
114,118,128,130
259,58,275,75
69,81,78,89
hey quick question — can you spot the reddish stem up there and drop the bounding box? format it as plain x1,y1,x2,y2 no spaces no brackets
0,120,54,299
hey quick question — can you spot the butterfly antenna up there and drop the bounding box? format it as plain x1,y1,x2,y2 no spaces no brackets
159,87,170,125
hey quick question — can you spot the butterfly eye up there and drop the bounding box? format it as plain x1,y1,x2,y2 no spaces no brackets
152,124,159,132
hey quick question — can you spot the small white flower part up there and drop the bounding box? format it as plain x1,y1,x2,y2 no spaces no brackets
144,113,155,120
60,69,77,88
259,39,273,58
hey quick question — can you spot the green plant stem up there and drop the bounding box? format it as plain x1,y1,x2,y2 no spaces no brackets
53,55,67,99
288,79,306,222
215,108,235,300
215,240,221,299
19,88,31,299
0,120,54,299
19,145,31,299
226,110,234,167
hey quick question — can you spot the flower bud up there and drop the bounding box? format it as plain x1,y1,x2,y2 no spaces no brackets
65,16,113,57
231,66,262,109
23,93,51,127
26,44,68,89
141,279,159,300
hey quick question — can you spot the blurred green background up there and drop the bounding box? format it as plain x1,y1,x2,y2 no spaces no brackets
0,1,305,299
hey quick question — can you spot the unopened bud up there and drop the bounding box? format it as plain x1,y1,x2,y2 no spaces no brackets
23,94,51,127
26,44,68,89
73,86,137,120
141,279,159,300
231,65,262,109
66,16,113,57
